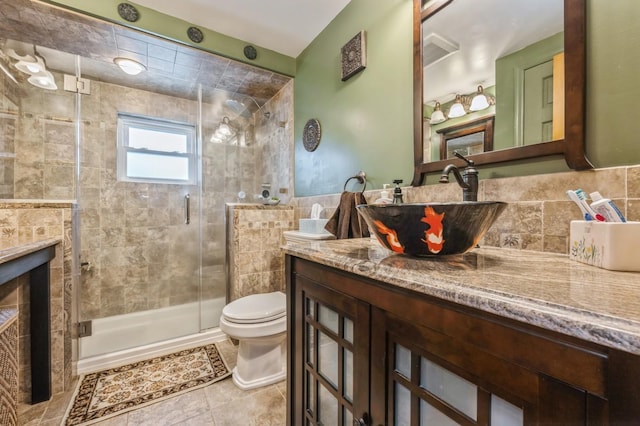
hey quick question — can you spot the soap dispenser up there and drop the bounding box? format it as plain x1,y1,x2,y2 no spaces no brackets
374,184,393,204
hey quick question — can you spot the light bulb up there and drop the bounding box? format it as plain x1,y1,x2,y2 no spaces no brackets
15,56,46,75
469,85,490,111
27,71,57,90
430,102,446,124
448,95,466,118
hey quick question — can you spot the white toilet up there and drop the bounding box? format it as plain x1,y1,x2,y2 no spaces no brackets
219,291,287,390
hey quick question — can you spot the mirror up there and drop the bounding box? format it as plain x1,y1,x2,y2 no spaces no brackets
412,0,592,186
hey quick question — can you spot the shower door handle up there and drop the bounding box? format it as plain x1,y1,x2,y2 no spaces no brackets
184,193,191,225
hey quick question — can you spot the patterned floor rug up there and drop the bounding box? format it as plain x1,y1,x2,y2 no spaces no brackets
63,343,231,425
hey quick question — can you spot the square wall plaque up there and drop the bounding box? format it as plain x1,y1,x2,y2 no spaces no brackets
341,30,366,81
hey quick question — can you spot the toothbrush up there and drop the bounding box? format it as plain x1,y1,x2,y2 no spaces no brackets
566,190,605,221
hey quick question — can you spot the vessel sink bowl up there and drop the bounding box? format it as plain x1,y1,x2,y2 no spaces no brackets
357,202,507,256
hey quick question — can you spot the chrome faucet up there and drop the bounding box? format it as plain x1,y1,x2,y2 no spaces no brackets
439,152,479,201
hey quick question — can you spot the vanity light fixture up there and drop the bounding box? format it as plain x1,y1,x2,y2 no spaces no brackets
448,95,466,118
469,85,490,112
113,57,146,75
430,101,446,124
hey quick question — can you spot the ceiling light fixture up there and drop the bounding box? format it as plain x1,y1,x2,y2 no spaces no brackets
113,57,146,75
430,101,446,124
448,95,466,118
469,85,490,112
15,55,46,75
27,71,58,90
211,117,236,143
217,117,233,136
3,43,57,90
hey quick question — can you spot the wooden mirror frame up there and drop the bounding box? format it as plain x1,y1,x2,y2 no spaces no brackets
412,0,592,186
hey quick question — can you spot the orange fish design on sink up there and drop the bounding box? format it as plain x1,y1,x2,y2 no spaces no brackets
420,206,445,253
373,220,404,253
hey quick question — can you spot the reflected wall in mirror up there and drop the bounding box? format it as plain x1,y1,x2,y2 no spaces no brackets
412,0,592,186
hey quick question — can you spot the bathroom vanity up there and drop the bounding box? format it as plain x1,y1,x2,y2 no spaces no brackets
0,238,59,404
285,239,640,425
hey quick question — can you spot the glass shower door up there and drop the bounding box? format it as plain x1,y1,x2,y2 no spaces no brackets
76,54,204,358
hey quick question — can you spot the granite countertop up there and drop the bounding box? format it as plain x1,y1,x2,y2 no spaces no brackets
284,238,640,355
0,238,61,265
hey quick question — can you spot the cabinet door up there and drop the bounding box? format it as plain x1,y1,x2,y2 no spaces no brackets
371,308,557,426
290,275,370,426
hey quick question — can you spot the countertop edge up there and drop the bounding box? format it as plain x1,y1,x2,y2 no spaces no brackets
0,238,61,265
284,241,640,355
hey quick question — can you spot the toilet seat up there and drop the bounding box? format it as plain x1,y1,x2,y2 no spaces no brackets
222,291,286,324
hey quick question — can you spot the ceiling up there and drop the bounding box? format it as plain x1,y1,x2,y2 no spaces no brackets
133,0,353,58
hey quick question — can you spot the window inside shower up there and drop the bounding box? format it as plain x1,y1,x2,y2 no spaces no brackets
117,113,197,184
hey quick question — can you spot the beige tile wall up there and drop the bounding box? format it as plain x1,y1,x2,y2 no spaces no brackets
226,204,295,301
293,166,640,255
0,313,17,425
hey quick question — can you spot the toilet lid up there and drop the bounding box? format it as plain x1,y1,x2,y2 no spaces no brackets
223,292,286,324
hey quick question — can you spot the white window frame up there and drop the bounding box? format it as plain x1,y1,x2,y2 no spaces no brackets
117,113,197,185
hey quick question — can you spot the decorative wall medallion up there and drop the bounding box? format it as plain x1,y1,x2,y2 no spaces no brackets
244,45,258,60
187,26,204,43
341,30,366,81
303,119,321,152
117,3,139,22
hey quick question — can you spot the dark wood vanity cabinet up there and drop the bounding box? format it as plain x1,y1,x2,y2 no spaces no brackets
286,256,640,426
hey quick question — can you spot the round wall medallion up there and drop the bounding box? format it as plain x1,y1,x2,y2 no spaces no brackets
187,26,204,43
117,3,139,22
244,45,258,60
303,119,322,152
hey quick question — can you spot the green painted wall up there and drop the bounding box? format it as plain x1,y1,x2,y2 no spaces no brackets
42,0,296,76
586,0,640,166
294,0,414,196
294,0,640,196
494,33,563,150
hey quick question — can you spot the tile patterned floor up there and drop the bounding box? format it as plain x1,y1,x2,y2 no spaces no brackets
18,339,287,425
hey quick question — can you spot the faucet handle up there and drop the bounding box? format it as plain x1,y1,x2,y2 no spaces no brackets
454,151,474,166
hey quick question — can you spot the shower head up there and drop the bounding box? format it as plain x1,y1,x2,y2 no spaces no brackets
224,96,271,120
224,99,251,118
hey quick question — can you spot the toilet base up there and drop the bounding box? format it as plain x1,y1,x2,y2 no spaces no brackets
231,365,286,390
231,333,286,390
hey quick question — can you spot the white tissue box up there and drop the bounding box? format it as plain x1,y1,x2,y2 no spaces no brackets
299,219,330,235
569,220,640,271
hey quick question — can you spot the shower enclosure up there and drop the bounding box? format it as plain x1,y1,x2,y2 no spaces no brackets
0,0,291,364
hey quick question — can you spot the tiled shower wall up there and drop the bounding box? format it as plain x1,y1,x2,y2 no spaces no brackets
294,165,640,255
5,73,260,321
76,78,207,320
0,69,18,198
224,82,295,302
255,81,294,204
4,72,294,322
